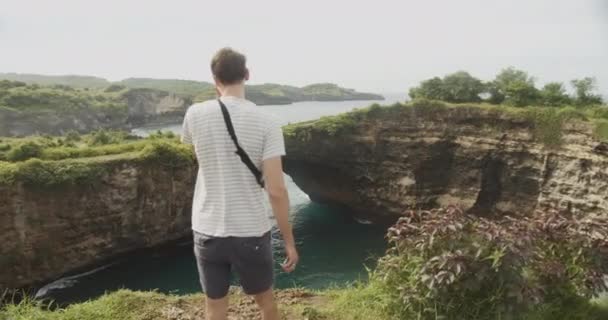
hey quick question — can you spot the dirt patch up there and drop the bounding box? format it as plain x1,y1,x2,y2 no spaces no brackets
159,288,326,320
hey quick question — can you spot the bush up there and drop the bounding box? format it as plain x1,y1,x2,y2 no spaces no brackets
88,130,112,145
6,141,43,161
593,119,608,141
12,158,107,188
140,141,195,168
148,130,177,139
65,130,81,142
374,207,608,320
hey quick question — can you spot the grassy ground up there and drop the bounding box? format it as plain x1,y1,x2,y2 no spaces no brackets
2,288,607,320
0,289,328,320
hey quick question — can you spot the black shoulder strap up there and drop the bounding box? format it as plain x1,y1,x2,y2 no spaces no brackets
218,99,265,188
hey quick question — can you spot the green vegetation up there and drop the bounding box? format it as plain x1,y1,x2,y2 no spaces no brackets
118,78,213,97
0,130,193,188
0,290,193,320
0,80,128,117
410,67,605,108
284,100,608,146
372,207,607,319
0,289,317,320
318,207,608,320
409,71,485,103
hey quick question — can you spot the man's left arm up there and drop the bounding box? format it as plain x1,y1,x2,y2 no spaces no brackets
181,110,193,145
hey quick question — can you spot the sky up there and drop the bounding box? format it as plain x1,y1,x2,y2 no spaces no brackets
1,0,607,94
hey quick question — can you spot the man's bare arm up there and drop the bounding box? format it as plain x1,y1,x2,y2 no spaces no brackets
263,156,298,272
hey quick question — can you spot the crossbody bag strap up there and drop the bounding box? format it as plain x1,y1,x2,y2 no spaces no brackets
218,99,265,188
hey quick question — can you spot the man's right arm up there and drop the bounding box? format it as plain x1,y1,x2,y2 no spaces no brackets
263,156,298,273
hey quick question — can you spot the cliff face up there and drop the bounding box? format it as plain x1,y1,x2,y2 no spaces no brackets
122,88,191,125
0,158,196,290
283,103,608,221
0,107,128,136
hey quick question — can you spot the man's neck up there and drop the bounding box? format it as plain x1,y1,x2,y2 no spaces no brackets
219,84,246,99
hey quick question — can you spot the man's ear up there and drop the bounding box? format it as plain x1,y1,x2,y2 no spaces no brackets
244,68,250,81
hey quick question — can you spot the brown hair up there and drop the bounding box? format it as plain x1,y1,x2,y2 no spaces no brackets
210,48,247,85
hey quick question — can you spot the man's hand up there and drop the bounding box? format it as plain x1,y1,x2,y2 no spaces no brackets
282,243,299,273
263,156,298,273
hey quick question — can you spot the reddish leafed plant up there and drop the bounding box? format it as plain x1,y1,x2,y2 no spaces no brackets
374,206,608,320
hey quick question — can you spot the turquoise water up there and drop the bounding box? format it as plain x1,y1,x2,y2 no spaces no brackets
38,96,405,304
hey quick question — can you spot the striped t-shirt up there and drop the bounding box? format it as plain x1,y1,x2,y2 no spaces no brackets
181,96,286,237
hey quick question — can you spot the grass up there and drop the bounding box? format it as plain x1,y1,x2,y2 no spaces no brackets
0,131,194,188
0,290,184,320
2,288,606,320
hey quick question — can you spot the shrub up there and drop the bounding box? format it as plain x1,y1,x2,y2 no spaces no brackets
593,119,608,141
12,158,107,188
65,130,81,142
139,141,195,168
374,207,608,320
523,108,567,147
6,141,43,161
87,130,129,146
88,129,112,145
148,130,177,139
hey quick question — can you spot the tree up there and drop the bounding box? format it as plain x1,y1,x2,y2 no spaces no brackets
571,77,603,106
409,72,484,103
488,67,536,104
504,80,540,107
409,77,445,101
539,82,571,107
441,71,484,103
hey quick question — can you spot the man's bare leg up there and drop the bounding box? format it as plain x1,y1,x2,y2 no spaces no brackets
253,288,280,320
206,295,229,320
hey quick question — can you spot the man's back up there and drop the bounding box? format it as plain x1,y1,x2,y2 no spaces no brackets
182,96,285,237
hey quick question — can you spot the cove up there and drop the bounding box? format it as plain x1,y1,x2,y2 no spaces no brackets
37,178,388,305
36,97,405,305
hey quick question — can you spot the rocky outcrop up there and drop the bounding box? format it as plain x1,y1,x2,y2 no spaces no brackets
0,157,196,290
122,88,191,125
0,107,128,137
283,103,608,221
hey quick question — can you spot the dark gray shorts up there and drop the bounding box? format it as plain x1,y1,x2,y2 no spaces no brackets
193,231,274,299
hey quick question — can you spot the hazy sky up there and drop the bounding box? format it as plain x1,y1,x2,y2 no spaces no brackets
1,0,607,94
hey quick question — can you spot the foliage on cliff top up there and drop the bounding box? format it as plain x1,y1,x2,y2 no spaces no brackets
0,130,194,187
0,130,179,162
0,80,128,115
283,99,608,146
409,68,604,107
118,78,214,97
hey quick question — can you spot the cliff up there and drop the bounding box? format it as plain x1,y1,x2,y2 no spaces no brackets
0,149,196,290
283,101,608,221
121,88,191,125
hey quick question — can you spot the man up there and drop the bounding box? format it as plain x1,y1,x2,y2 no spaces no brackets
181,47,299,320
